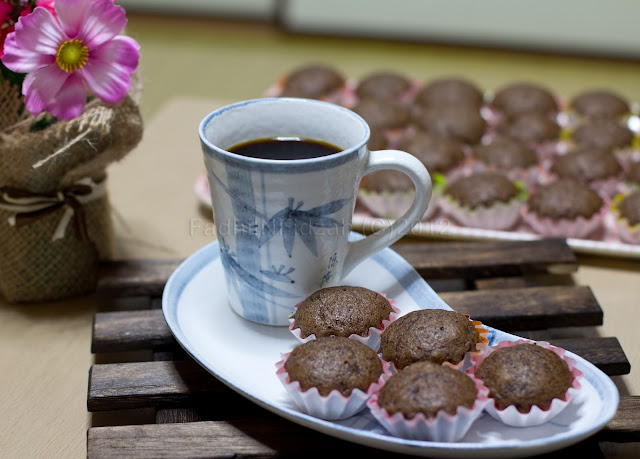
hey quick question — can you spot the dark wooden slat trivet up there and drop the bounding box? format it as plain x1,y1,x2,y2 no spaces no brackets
92,284,602,353
88,238,637,458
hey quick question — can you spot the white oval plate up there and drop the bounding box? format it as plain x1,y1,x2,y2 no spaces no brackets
162,238,619,458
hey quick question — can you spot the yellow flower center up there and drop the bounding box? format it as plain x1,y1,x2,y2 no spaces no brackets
56,40,89,73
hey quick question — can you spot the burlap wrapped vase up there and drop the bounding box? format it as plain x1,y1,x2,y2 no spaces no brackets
0,80,143,303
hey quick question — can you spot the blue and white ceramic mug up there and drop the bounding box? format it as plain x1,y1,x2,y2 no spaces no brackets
199,98,431,325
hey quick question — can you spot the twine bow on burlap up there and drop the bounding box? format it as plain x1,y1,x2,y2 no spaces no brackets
0,177,106,242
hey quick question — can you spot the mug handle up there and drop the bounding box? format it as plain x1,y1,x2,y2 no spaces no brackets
342,149,432,278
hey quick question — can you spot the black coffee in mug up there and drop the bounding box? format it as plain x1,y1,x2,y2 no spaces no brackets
227,137,341,160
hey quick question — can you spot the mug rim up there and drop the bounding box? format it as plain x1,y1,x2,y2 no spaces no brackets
198,97,371,165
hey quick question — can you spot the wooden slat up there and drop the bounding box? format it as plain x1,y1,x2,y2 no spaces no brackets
393,239,577,279
92,285,602,353
87,337,629,412
597,396,640,442
92,310,175,353
87,415,391,459
88,360,226,411
441,285,602,331
87,397,639,458
97,260,181,297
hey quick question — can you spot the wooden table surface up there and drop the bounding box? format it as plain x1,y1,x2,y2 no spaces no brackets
2,15,640,458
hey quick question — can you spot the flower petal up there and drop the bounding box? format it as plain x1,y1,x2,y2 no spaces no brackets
78,61,129,105
91,35,140,73
13,7,66,55
1,32,56,73
22,65,70,115
78,0,127,49
55,0,93,38
46,74,87,119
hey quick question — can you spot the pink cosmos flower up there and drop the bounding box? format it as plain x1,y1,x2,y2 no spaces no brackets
1,0,139,119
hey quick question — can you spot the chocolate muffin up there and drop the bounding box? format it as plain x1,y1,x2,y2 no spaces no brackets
360,130,464,194
356,71,412,101
527,179,603,221
497,112,561,144
379,309,481,369
472,136,538,171
377,360,478,419
570,118,634,151
280,64,345,99
284,337,383,396
399,130,465,174
444,172,520,209
570,89,630,120
475,343,573,413
412,105,487,145
292,286,394,339
490,82,559,116
627,162,640,186
414,77,484,110
618,191,640,226
353,98,411,130
368,128,388,151
551,147,622,184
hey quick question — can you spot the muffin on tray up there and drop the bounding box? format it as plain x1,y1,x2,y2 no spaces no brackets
625,161,640,190
276,336,389,420
378,308,488,371
611,190,640,244
489,82,559,118
569,118,634,154
495,112,561,158
440,171,527,231
358,130,465,221
276,64,349,104
355,70,417,105
550,147,623,197
367,360,489,441
413,77,485,111
568,89,631,122
470,136,540,185
411,105,487,145
289,286,399,350
522,179,605,238
467,340,583,427
353,97,411,147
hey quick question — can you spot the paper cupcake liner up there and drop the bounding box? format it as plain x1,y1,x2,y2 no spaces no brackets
289,292,401,351
275,354,392,420
366,372,490,441
440,196,524,231
521,201,607,239
466,339,584,427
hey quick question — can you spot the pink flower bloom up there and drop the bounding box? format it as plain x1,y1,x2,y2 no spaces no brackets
1,0,139,119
